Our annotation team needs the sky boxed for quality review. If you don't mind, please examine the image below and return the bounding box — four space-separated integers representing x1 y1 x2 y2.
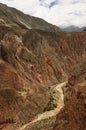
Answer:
0 0 86 28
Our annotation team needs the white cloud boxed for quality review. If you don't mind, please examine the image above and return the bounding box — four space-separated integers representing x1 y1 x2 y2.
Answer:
0 0 86 28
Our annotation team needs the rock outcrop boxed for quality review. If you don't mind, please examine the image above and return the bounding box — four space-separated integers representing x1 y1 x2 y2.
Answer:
0 3 86 130
52 62 86 130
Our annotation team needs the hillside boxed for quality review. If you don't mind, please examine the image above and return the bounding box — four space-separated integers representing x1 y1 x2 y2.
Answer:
51 62 86 130
0 3 61 32
0 3 86 130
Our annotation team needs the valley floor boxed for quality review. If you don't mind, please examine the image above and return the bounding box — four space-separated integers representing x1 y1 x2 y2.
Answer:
18 82 67 130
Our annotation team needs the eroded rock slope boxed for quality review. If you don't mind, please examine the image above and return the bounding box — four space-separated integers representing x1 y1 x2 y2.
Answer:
0 3 86 130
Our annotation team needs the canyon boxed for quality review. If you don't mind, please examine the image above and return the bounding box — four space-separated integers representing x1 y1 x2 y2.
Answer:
0 3 86 130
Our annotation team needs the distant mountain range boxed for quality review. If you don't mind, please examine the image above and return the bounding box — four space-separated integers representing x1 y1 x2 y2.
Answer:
62 25 86 32
83 27 86 31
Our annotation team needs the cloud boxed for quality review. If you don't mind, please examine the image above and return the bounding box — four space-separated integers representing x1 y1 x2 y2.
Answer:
40 0 58 7
0 0 86 28
0 0 41 15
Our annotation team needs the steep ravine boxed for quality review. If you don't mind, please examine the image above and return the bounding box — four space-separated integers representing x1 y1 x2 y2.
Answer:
18 82 67 130
0 3 86 130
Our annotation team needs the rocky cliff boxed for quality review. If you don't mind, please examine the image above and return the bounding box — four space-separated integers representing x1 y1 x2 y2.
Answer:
51 62 86 130
0 3 86 130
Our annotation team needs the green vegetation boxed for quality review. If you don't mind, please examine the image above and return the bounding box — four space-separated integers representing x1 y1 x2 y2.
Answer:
43 95 57 111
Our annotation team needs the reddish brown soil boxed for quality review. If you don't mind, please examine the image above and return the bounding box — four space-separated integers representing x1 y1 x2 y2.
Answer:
52 73 86 130
0 3 86 129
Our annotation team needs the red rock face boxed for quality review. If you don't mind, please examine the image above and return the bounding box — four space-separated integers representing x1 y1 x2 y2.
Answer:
52 62 86 130
52 91 86 130
0 3 86 130
0 28 50 129
0 26 86 129
0 124 15 130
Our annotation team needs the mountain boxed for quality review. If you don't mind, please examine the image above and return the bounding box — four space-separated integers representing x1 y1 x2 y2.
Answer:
83 27 86 31
0 3 86 130
0 3 61 32
62 25 84 32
